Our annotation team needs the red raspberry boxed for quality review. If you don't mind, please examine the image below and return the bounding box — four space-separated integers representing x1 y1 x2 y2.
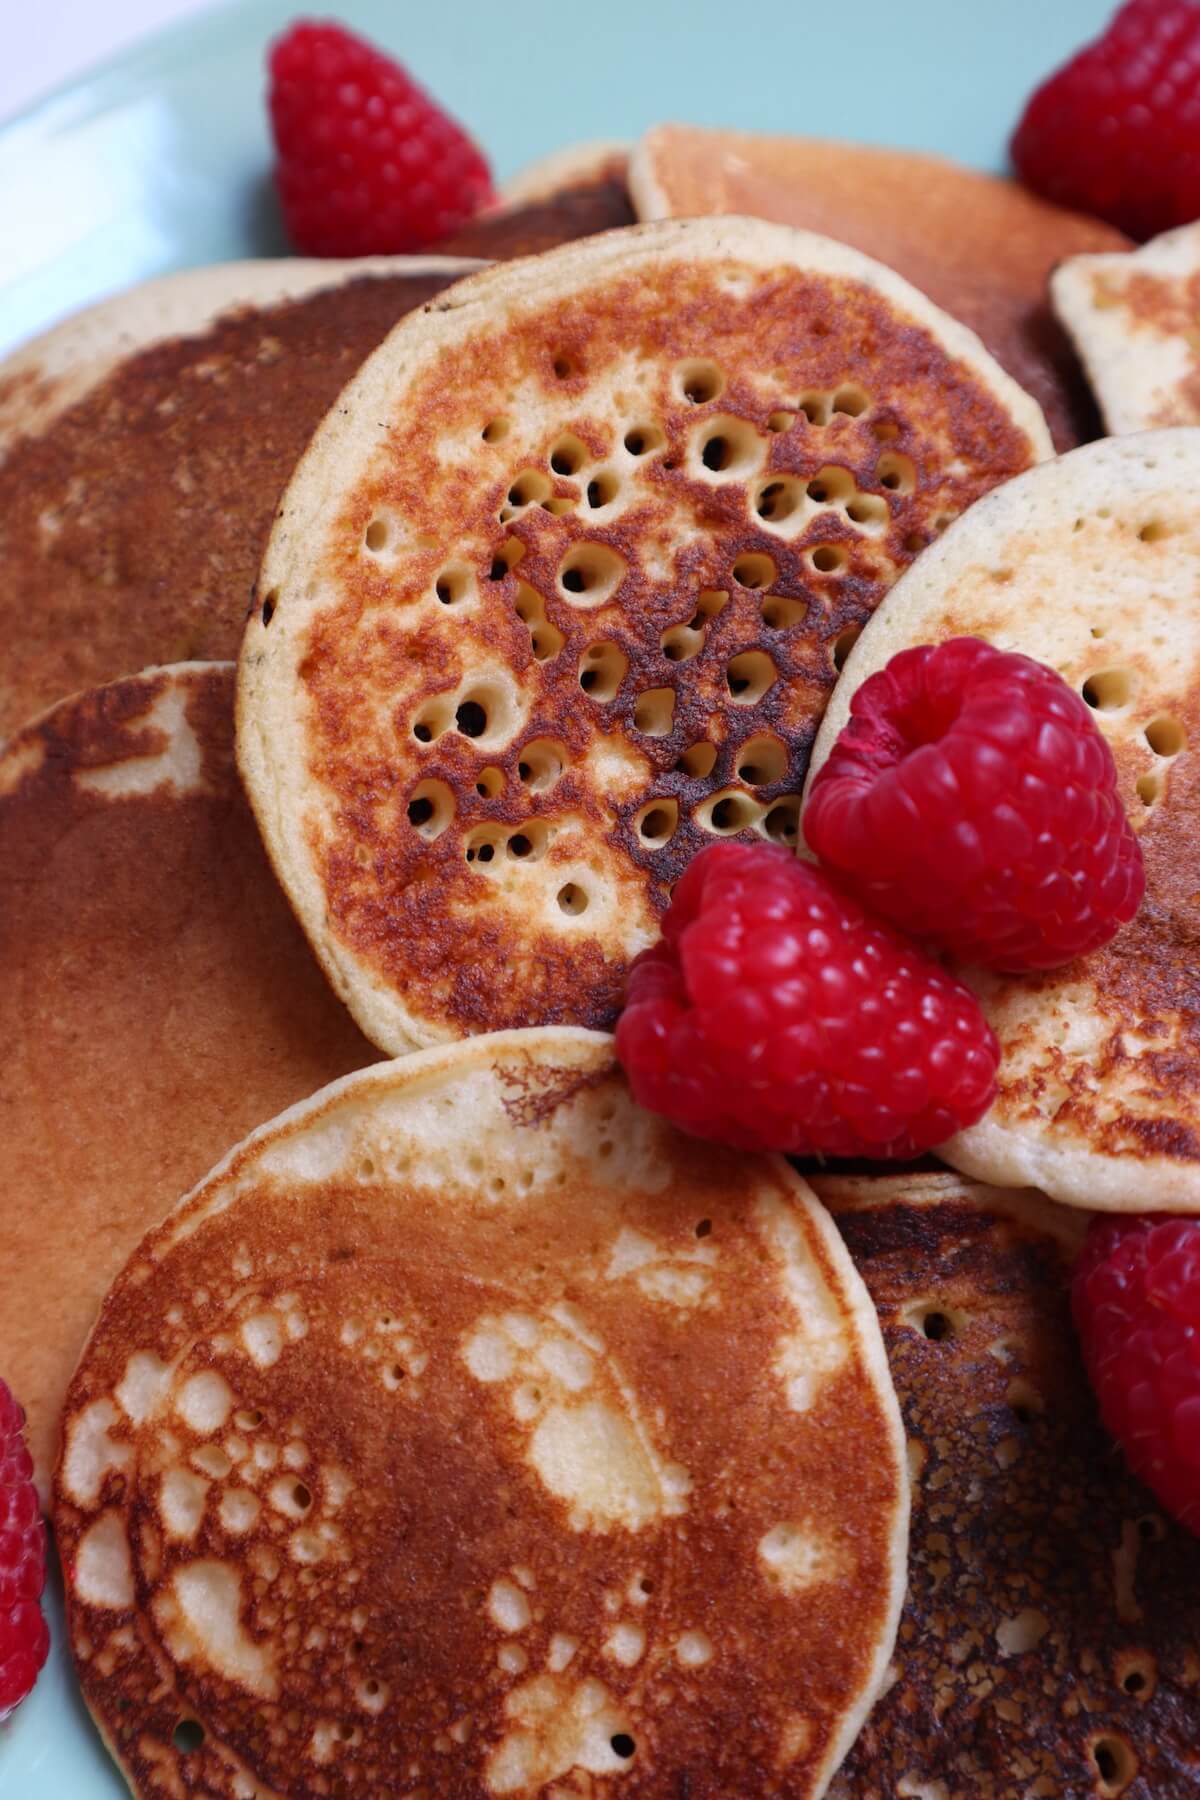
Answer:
1073 1215 1200 1534
615 843 999 1159
1011 0 1200 240
268 20 494 256
804 637 1144 973
0 1380 48 1720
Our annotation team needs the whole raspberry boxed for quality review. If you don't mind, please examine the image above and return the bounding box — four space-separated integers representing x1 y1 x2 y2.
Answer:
1074 1215 1200 1534
804 637 1144 973
0 1380 48 1720
615 842 999 1158
268 20 494 256
1012 0 1200 240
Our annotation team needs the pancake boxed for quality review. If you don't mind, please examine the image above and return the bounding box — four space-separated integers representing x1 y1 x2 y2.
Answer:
0 663 373 1501
53 1029 908 1799
811 1170 1200 1800
237 215 1051 1057
628 124 1131 453
441 160 636 256
1053 222 1200 433
806 431 1200 1214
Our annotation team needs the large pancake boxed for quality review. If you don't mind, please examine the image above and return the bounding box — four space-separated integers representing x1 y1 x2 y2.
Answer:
0 663 373 1501
812 1170 1200 1800
1052 222 1200 433
53 1030 908 1799
807 431 1200 1214
238 215 1051 1058
628 124 1131 453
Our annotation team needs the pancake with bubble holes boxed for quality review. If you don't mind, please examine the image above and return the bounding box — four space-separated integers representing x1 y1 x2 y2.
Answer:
806 430 1200 1215
628 124 1131 454
53 1028 908 1800
0 662 374 1502
1052 221 1200 435
237 214 1052 1058
810 1168 1200 1800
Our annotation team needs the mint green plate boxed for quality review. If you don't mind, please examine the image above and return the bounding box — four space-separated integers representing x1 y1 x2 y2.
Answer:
0 0 1108 1792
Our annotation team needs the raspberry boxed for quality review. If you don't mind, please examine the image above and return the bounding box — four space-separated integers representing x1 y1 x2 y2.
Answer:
1073 1215 1200 1534
804 637 1144 973
0 1380 48 1720
615 842 999 1159
1011 0 1200 240
268 20 494 256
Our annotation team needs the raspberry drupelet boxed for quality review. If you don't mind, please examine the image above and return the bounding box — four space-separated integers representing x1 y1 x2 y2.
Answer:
0 1379 49 1720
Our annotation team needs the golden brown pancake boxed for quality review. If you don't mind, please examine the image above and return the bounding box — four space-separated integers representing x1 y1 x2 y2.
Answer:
238 215 1051 1058
0 663 373 1500
1053 221 1200 433
813 1170 1200 1800
808 431 1200 1214
0 258 484 741
54 1031 908 1799
629 125 1132 452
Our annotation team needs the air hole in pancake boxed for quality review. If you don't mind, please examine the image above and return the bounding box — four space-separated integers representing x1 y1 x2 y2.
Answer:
736 734 788 785
695 1219 712 1237
921 1310 952 1341
542 496 576 517
761 594 808 630
676 360 724 405
698 789 763 835
846 493 890 532
508 470 553 509
833 386 869 416
482 417 511 444
754 477 805 525
413 700 452 744
1006 1379 1044 1424
634 688 676 737
456 701 488 737
552 354 578 379
904 532 926 555
1082 668 1134 712
172 1719 205 1754
557 882 589 916
934 511 956 533
1090 1733 1137 1794
586 470 621 509
292 1482 312 1510
1136 771 1161 808
260 590 278 627
807 466 856 508
406 780 454 842
507 822 551 861
476 767 504 799
517 740 566 792
1116 1651 1156 1699
435 564 475 607
1138 519 1169 543
831 624 862 671
733 553 777 591
489 538 526 581
799 393 831 426
767 410 795 433
679 742 717 779
558 543 626 608
364 518 391 553
235 1409 263 1430
693 589 729 621
811 546 850 577
872 418 901 442
877 451 916 493
465 827 505 867
636 800 679 847
611 1734 636 1761
726 651 776 704
694 416 766 480
1137 1514 1164 1541
662 623 704 663
1145 714 1186 757
760 797 801 845
579 643 627 702
549 435 587 476
623 423 665 457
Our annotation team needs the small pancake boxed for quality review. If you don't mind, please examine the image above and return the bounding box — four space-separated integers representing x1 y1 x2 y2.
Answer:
0 256 484 740
629 124 1131 452
0 664 373 1500
53 1030 908 1800
1053 222 1200 433
238 215 1051 1057
811 1170 1200 1800
807 431 1200 1214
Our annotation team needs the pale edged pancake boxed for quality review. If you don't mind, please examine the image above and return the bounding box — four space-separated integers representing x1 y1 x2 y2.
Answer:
0 256 483 738
238 215 1051 1057
807 432 1200 1213
53 1030 908 1799
812 1170 1200 1800
629 124 1130 452
0 663 373 1500
1053 222 1200 434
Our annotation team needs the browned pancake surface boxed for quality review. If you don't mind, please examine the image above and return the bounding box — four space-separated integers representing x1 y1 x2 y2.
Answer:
816 1174 1200 1800
0 664 373 1496
445 168 636 258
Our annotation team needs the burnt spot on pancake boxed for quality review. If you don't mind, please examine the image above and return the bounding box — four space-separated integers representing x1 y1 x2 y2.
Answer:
818 1177 1200 1800
283 246 1041 1047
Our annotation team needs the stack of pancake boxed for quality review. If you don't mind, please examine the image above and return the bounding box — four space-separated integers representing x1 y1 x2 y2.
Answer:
4 126 1199 1799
